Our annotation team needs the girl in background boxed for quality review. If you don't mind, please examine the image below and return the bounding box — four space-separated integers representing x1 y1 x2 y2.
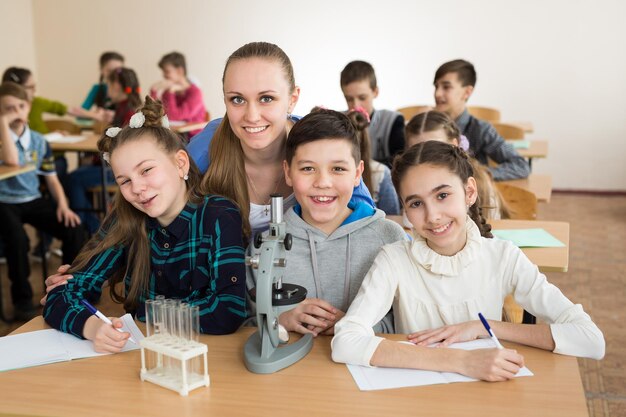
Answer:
405 110 510 220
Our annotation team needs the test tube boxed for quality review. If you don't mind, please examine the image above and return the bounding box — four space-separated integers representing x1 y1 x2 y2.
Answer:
189 305 201 375
145 299 155 337
178 303 190 343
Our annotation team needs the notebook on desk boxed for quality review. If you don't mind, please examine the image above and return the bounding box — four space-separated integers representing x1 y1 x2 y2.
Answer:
0 314 144 372
43 132 87 144
492 228 565 248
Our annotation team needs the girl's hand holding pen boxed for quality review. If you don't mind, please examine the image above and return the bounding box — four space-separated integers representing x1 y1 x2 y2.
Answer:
461 348 525 382
83 315 130 354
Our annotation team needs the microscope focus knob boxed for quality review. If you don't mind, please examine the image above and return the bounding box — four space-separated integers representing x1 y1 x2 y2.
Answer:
254 233 263 249
284 233 292 251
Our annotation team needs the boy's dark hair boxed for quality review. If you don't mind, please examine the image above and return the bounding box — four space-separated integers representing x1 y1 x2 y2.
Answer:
2 67 32 85
0 82 29 101
340 60 377 90
434 59 477 87
158 52 187 75
99 51 125 69
286 109 361 165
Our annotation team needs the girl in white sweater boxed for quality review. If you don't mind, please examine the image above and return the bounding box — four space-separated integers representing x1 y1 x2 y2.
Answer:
331 141 604 382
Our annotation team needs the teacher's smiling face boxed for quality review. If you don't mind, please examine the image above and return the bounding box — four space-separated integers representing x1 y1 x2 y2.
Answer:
223 57 299 153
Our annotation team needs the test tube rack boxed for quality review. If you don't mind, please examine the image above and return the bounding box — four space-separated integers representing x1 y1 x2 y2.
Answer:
140 335 210 396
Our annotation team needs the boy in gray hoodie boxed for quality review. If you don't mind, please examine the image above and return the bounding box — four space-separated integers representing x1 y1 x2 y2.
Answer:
247 109 407 336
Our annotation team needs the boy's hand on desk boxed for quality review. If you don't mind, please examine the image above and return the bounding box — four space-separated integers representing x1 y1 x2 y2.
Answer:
279 298 338 337
460 348 524 382
407 320 485 347
56 205 81 227
312 309 346 336
40 264 73 305
84 316 130 353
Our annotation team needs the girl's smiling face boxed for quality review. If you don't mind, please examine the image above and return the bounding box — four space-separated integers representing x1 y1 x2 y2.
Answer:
223 58 299 154
400 163 477 256
111 135 190 226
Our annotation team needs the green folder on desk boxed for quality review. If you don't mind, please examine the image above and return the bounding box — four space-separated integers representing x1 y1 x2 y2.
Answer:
492 228 565 248
506 140 530 149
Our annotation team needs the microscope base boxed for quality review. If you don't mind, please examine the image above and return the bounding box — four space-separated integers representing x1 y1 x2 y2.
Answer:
244 331 313 374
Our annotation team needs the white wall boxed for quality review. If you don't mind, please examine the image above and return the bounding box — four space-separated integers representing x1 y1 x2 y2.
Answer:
0 0 37 77
10 0 626 190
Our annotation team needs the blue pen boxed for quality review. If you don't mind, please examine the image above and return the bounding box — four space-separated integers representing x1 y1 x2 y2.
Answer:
81 299 136 344
478 312 504 349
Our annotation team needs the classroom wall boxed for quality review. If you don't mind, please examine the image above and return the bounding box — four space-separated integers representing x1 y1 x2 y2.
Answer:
0 0 37 77
10 0 626 190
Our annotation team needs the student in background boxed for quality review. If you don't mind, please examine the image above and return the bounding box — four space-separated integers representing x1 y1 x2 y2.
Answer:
43 97 246 352
332 140 604 381
188 42 374 242
405 110 510 220
67 67 142 233
72 52 124 121
340 60 404 167
2 67 67 135
248 109 406 336
150 52 206 137
433 59 529 181
347 107 400 215
0 82 85 321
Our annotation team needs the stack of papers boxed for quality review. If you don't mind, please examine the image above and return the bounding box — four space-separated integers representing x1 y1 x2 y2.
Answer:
347 339 533 391
492 228 565 247
0 314 144 372
43 132 86 144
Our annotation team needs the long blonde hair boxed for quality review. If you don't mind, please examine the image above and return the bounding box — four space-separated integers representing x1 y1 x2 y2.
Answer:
69 96 203 311
200 42 296 241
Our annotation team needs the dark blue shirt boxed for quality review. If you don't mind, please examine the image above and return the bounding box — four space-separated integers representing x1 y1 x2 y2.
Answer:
44 195 247 338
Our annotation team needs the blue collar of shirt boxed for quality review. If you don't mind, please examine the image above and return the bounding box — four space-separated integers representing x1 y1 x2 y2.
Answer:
293 199 375 227
455 108 471 132
146 200 198 239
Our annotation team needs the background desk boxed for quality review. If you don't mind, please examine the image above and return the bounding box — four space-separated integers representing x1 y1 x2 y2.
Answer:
500 174 553 203
490 219 570 272
1 318 588 417
0 164 35 180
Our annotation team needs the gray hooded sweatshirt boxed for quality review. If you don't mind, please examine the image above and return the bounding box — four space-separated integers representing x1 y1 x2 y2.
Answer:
247 203 407 332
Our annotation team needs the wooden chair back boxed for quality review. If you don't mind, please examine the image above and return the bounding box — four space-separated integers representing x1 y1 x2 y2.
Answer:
495 183 537 220
468 106 501 123
493 122 525 140
44 120 81 135
396 105 431 122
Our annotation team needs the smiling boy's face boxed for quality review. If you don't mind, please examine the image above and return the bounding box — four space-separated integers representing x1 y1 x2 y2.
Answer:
285 138 363 235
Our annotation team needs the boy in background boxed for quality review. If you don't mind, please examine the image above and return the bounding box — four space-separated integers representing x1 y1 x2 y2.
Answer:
0 82 85 320
433 59 529 181
340 61 404 167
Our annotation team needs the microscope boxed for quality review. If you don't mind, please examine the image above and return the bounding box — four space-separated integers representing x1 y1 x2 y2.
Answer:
244 195 313 374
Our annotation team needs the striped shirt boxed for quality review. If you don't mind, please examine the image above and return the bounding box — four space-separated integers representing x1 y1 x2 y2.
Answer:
456 109 530 181
44 195 246 338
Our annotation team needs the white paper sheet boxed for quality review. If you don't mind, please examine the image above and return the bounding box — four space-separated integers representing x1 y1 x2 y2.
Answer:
0 314 144 372
43 133 86 143
347 338 533 391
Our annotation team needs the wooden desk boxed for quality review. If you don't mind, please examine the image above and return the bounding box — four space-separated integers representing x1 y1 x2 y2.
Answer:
0 164 35 180
171 121 209 134
386 216 569 273
490 219 570 272
508 139 548 159
1 318 587 417
50 133 109 210
500 174 552 203
49 133 99 153
505 120 534 133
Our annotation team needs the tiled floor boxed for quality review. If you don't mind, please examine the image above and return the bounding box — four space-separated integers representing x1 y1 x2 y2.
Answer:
1 193 625 416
